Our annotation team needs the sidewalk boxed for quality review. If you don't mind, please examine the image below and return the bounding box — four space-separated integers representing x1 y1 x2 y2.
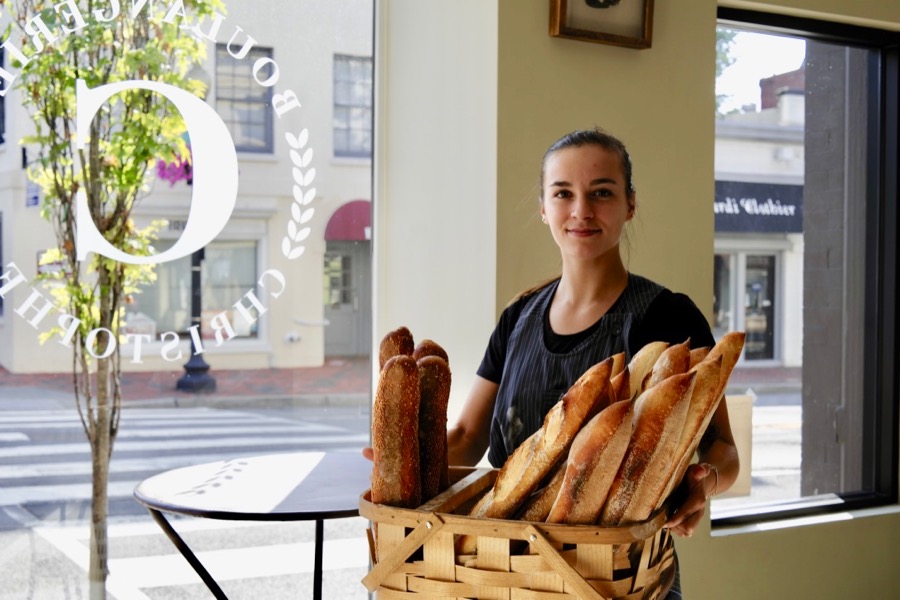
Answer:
0 356 796 404
0 356 372 406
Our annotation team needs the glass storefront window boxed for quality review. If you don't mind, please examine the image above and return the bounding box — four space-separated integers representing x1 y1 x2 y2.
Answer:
712 12 896 524
0 2 374 597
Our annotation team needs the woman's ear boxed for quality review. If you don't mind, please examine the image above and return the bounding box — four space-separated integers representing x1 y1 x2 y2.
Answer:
626 196 636 221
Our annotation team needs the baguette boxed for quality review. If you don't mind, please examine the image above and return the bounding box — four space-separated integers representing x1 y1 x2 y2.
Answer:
370 355 421 507
413 338 449 364
643 339 691 392
600 370 696 525
616 341 669 401
457 356 614 552
517 460 567 522
660 331 747 500
655 355 723 506
417 355 451 501
546 399 634 524
689 346 711 369
378 326 415 370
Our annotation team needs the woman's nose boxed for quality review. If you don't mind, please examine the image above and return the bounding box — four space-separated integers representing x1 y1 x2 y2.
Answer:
571 194 592 218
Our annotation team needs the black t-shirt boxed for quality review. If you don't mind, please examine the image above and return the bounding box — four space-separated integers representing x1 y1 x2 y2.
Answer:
477 284 715 385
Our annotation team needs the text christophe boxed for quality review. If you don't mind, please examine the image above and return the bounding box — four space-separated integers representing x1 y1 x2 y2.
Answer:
0 262 287 364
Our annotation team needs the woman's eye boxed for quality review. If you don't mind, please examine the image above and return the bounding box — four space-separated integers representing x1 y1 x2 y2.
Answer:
592 188 613 198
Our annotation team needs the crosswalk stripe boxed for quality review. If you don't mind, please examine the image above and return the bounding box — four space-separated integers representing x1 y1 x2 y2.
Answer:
0 432 370 459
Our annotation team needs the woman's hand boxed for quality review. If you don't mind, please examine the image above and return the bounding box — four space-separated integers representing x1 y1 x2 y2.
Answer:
664 462 718 537
362 447 374 461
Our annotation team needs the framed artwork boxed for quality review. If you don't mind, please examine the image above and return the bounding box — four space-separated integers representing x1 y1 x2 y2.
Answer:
549 0 655 49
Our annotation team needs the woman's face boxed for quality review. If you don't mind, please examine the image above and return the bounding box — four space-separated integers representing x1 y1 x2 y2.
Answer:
540 144 635 263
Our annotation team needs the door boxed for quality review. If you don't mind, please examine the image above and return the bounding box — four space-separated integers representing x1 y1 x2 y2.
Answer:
323 240 371 356
744 254 776 360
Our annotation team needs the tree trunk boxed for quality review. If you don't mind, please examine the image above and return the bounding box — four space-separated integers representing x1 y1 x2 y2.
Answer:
89 353 112 600
88 272 115 599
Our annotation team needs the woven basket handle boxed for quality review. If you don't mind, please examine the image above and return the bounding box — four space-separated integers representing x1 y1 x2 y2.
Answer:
362 513 445 592
523 524 609 600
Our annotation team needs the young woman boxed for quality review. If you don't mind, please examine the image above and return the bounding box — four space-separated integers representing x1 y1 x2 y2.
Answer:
446 127 739 598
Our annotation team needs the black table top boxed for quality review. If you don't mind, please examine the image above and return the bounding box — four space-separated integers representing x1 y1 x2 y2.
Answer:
134 451 372 521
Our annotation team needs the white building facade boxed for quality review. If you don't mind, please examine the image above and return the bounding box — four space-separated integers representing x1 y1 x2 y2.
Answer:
0 1 374 374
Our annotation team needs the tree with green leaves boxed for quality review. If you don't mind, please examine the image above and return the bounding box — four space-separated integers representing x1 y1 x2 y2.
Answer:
5 1 224 596
716 27 739 114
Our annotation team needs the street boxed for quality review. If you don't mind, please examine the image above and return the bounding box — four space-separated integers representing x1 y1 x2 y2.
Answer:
0 396 373 600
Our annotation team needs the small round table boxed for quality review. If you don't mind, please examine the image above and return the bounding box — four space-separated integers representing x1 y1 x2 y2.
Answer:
133 451 372 600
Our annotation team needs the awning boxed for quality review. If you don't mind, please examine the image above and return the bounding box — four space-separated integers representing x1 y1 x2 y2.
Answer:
324 199 372 241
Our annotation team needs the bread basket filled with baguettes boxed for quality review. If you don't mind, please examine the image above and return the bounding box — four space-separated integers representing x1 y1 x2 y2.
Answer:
361 326 745 600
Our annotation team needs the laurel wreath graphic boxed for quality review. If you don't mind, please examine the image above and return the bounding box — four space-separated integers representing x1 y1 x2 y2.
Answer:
282 129 316 260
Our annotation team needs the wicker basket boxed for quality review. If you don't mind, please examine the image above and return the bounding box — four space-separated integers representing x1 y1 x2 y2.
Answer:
360 467 675 600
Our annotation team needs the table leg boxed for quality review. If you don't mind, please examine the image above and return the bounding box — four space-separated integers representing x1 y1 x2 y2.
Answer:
313 518 324 600
146 508 229 600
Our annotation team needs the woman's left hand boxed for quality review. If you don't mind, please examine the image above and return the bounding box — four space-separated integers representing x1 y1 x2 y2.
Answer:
664 462 718 537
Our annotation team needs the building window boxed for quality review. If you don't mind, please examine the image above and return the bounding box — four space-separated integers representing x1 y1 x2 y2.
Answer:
0 47 5 145
333 54 372 158
215 44 274 153
712 10 899 525
125 240 260 339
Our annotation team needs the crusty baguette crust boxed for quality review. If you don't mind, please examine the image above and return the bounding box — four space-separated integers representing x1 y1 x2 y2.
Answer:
655 356 723 506
371 355 421 507
547 399 634 524
378 326 415 371
689 346 711 369
412 338 449 364
625 341 669 399
643 339 691 392
517 460 567 522
600 371 696 525
457 357 614 553
417 355 451 501
659 332 747 501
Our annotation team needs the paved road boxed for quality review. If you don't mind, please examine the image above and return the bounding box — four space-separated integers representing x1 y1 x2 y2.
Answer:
0 400 373 600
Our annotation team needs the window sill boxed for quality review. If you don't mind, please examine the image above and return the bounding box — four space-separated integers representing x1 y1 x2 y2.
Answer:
711 503 900 537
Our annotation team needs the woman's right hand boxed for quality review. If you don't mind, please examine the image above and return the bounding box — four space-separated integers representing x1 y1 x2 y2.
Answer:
362 447 374 461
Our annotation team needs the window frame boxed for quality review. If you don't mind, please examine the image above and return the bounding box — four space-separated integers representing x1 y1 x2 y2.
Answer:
214 44 275 154
713 7 900 527
333 53 373 159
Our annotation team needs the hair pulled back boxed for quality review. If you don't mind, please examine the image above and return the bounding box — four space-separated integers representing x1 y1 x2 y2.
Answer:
539 128 636 198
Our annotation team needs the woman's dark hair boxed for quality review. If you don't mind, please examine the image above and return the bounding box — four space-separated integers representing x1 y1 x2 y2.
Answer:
539 128 636 197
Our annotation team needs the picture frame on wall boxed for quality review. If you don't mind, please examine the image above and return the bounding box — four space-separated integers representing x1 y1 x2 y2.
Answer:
549 0 654 49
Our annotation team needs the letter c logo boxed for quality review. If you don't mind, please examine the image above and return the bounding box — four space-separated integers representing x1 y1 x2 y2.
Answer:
74 79 239 264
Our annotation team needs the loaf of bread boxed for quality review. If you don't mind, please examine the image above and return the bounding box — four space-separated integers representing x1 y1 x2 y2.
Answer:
457 356 615 552
643 339 691 392
689 346 711 369
546 399 634 525
370 354 421 508
413 338 449 364
417 355 451 500
378 326 415 370
612 340 669 401
517 460 567 522
655 355 723 506
659 331 746 502
600 370 696 525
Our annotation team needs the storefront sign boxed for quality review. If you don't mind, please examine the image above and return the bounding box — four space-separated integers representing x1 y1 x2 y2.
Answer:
714 181 803 233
